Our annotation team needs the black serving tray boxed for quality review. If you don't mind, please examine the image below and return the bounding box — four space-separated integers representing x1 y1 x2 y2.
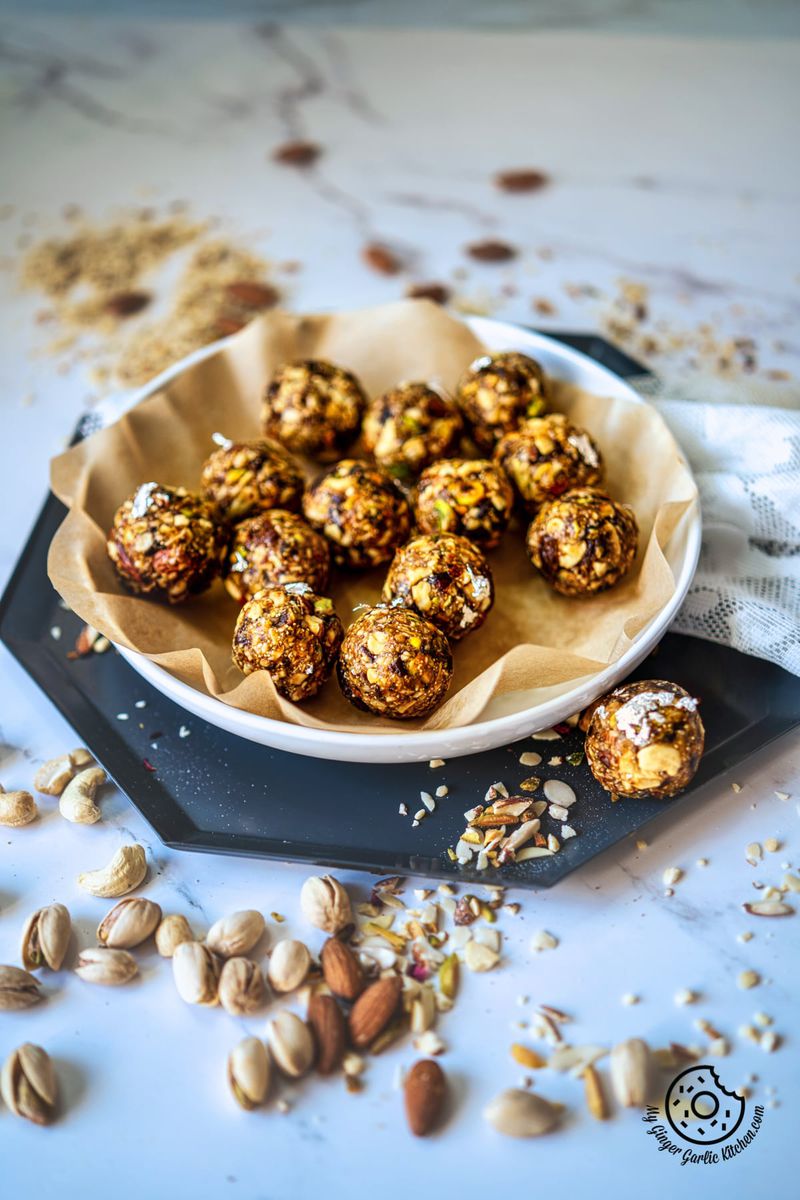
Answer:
3 333 799 888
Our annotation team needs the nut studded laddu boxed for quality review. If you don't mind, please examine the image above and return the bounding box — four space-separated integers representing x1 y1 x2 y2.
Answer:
337 606 453 719
303 459 412 569
362 380 463 480
495 412 603 513
456 350 548 451
201 438 304 521
262 359 367 462
414 458 513 550
526 486 638 596
585 679 705 799
107 482 226 604
224 509 330 604
232 584 343 703
382 533 494 641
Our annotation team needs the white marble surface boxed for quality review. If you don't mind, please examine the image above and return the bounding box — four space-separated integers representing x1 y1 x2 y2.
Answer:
1 17 799 1199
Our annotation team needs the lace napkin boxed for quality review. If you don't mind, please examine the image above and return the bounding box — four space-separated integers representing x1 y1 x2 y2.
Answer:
635 377 800 676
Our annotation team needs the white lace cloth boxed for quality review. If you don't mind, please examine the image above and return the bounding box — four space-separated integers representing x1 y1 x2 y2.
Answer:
636 379 800 677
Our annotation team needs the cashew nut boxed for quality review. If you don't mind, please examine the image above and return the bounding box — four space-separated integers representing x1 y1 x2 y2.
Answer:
33 748 94 796
59 767 107 825
77 844 147 898
0 786 38 828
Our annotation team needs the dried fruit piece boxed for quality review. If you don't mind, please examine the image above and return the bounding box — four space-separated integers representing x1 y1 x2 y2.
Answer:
404 1059 447 1136
307 994 346 1075
349 976 402 1048
483 1088 560 1137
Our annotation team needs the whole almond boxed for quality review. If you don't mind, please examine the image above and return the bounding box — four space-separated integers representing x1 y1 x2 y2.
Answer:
320 937 363 1001
307 994 346 1075
348 975 402 1048
404 1059 447 1136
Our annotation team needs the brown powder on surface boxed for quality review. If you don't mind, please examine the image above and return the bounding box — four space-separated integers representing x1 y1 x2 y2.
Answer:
19 209 279 388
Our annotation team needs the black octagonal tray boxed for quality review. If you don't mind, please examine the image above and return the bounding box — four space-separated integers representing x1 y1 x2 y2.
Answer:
3 333 799 887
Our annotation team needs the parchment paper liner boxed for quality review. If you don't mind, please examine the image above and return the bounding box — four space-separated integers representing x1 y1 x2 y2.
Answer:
49 301 697 733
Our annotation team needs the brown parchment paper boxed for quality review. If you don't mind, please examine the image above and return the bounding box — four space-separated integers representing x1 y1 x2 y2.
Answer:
48 300 698 733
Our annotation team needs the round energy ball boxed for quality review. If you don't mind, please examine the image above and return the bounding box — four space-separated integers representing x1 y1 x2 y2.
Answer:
495 413 603 513
107 481 226 604
262 359 367 461
414 458 513 550
224 510 331 604
201 438 304 521
585 679 705 799
456 351 548 451
337 606 453 719
302 459 412 569
362 381 463 481
232 584 343 702
382 533 494 641
526 487 638 596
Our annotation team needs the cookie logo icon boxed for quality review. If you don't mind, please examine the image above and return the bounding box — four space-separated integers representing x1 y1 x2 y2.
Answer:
665 1065 746 1146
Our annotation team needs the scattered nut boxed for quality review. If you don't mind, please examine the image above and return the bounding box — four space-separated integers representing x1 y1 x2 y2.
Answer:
1 1043 57 1125
0 964 44 1011
737 969 761 990
530 930 558 952
206 910 265 958
307 993 346 1075
610 1038 652 1107
59 766 106 824
267 939 311 993
75 947 138 986
483 1088 560 1137
34 749 91 795
155 914 194 957
583 1064 609 1120
404 1059 447 1136
320 937 364 1000
20 903 71 971
0 787 38 827
218 957 266 1016
172 941 221 1006
267 1010 315 1078
97 897 162 949
464 941 499 972
228 1036 271 1109
77 843 147 897
349 976 402 1048
300 875 352 934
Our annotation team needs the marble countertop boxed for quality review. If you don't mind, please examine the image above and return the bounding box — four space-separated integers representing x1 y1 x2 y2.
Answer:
1 16 798 1199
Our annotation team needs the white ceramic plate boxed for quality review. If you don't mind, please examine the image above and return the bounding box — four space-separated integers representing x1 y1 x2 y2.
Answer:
114 317 700 762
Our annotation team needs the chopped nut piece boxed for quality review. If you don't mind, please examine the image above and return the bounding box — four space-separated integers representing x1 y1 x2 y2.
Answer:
731 782 742 793
429 758 445 769
530 930 558 953
510 1044 546 1069
763 837 781 853
760 1031 780 1053
745 842 763 865
621 993 639 1006
708 1037 730 1057
519 751 542 767
464 941 499 972
662 866 683 887
738 969 761 990
542 780 576 808
435 785 448 798
583 1065 609 1120
674 988 697 1006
